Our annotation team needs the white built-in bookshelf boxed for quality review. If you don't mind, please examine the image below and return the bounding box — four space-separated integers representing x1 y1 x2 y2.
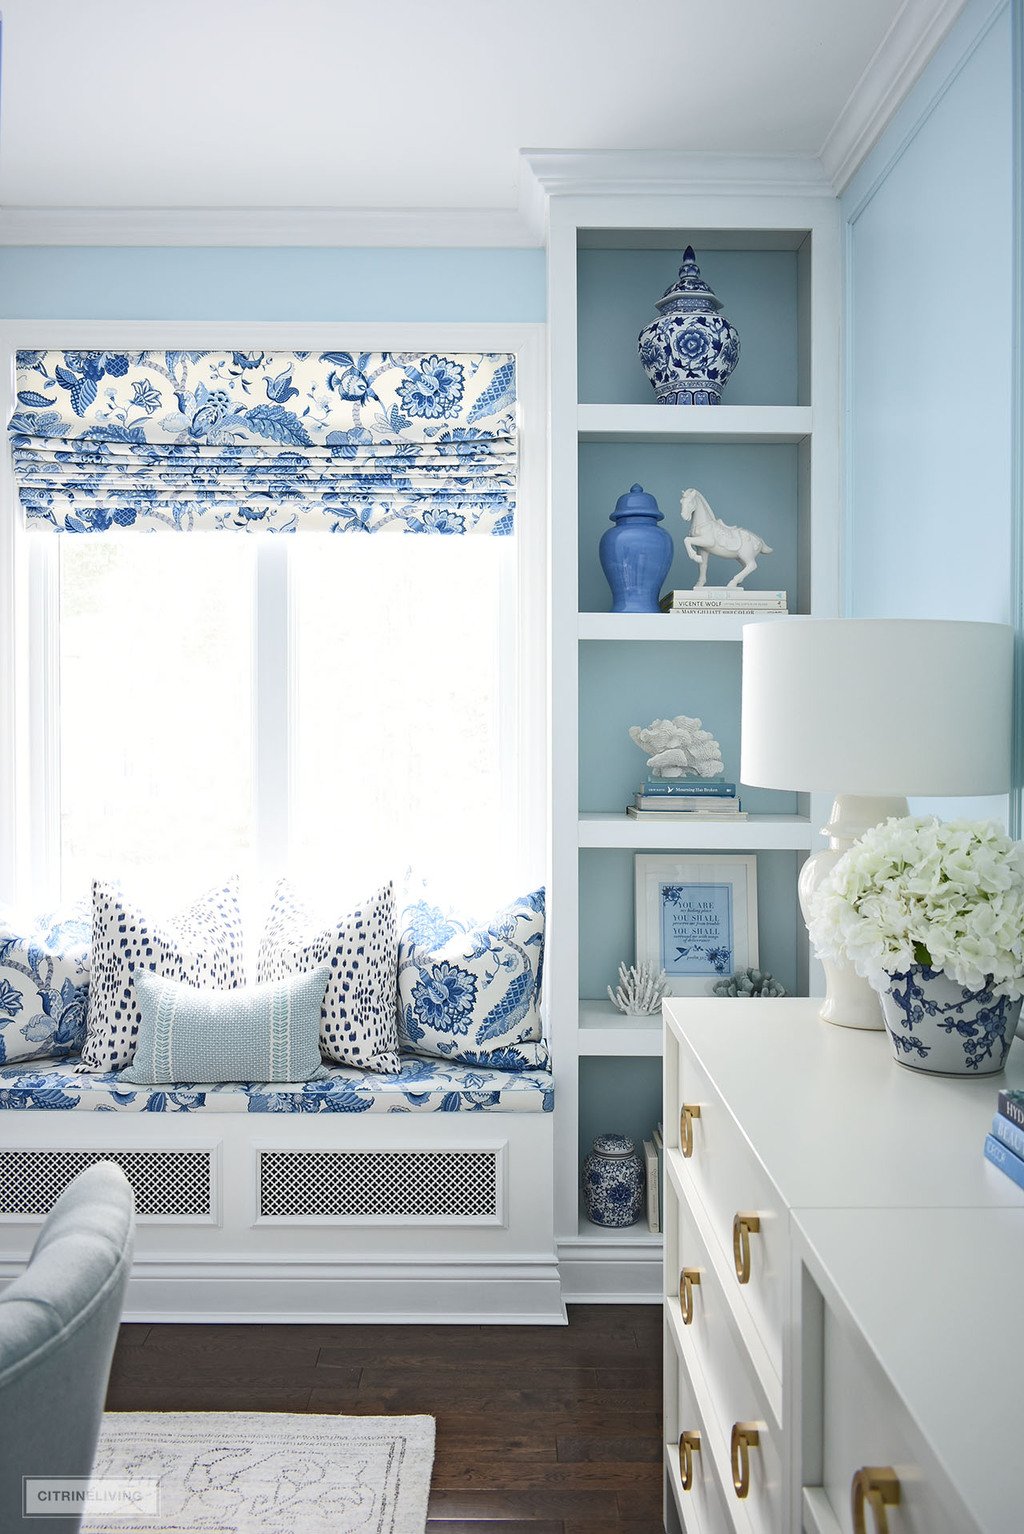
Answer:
533 156 842 1301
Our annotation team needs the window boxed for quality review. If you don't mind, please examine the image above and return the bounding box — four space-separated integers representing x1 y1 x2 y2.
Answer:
2 326 544 916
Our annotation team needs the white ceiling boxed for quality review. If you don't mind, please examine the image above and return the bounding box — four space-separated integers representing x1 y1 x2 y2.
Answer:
0 0 961 219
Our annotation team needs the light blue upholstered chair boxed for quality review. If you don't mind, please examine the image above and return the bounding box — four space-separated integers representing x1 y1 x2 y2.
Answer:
0 1162 135 1533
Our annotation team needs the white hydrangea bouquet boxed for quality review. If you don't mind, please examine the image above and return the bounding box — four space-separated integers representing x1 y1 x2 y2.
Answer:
808 816 1024 999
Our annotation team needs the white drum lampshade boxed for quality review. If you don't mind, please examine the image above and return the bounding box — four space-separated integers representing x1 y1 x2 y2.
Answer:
740 619 1014 1029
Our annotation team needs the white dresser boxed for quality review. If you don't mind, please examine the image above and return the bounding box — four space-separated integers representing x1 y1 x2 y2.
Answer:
662 997 1024 1534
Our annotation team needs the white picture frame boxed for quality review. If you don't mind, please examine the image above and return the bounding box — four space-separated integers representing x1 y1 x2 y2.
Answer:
634 854 759 996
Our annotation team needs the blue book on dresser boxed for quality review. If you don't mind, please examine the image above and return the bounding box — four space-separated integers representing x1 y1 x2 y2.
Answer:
991 1111 1024 1162
983 1132 1024 1193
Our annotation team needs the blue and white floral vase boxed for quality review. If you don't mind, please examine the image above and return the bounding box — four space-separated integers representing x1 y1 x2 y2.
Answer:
638 246 740 405
598 483 674 613
582 1134 645 1227
879 966 1023 1076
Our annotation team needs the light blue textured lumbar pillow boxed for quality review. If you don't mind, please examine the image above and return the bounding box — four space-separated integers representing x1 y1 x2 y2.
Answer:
120 967 331 1085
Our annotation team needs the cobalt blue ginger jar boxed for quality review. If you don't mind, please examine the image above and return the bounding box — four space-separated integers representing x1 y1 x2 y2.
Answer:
637 246 740 405
598 483 674 613
582 1133 645 1228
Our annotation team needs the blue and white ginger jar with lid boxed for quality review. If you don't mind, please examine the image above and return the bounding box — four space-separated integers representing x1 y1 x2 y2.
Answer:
582 1133 645 1227
638 246 740 405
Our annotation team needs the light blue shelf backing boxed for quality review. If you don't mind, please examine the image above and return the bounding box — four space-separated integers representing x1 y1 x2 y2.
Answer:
578 1056 664 1167
578 847 802 1001
577 246 801 407
578 441 802 613
578 640 798 816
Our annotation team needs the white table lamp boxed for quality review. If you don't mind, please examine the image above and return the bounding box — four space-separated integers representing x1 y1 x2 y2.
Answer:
740 619 1014 1028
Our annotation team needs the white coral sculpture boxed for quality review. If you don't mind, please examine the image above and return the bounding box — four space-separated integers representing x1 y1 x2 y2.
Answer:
628 715 725 778
607 961 669 1016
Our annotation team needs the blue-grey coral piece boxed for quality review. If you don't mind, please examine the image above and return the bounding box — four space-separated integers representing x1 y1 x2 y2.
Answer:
712 967 787 998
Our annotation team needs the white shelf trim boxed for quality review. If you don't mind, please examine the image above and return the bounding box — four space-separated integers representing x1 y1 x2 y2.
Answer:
578 999 662 1057
578 813 817 850
578 402 812 443
578 612 790 642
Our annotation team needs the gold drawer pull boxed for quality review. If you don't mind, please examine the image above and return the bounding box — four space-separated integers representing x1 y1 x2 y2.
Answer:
730 1421 761 1499
852 1467 901 1534
678 1430 701 1491
678 1267 701 1324
732 1212 761 1284
680 1102 702 1157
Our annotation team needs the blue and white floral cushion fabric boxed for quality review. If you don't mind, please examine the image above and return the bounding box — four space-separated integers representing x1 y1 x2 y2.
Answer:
258 879 400 1075
397 889 548 1071
0 1055 554 1114
79 877 245 1074
0 903 91 1065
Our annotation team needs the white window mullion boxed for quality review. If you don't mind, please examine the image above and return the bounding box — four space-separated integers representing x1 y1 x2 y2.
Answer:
253 538 293 884
26 537 61 907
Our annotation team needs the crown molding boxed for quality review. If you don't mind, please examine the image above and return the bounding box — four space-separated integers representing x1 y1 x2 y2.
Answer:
521 149 833 226
820 0 970 192
0 203 541 248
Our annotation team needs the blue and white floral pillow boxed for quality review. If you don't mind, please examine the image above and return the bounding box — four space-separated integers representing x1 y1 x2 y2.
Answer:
0 903 91 1065
397 889 548 1072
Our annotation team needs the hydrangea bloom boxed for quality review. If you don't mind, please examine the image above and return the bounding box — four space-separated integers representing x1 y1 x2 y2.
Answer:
807 816 1024 998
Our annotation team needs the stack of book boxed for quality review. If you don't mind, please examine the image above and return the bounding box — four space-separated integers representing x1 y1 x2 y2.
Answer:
982 1089 1024 1191
643 1123 665 1234
627 779 747 820
660 588 788 616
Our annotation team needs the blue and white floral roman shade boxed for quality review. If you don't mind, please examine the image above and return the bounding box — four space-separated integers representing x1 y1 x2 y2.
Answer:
7 349 517 535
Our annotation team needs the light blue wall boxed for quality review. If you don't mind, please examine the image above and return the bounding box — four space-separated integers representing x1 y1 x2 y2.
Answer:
842 0 1018 827
842 0 1014 624
0 247 546 322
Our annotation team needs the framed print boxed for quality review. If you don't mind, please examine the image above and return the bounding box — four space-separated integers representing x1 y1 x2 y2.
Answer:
634 854 758 995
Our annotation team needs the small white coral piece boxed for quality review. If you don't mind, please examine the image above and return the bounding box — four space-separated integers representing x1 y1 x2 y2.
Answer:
607 961 669 1016
629 715 725 778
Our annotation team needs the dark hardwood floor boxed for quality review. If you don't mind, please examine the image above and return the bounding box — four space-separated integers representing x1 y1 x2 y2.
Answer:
106 1303 664 1532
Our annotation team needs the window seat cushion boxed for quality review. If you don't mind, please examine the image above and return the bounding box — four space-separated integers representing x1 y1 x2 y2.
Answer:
0 1053 554 1115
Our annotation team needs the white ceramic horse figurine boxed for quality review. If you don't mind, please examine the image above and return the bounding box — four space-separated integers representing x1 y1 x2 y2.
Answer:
680 487 773 588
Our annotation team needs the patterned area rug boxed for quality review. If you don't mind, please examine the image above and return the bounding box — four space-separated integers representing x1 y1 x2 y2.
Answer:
81 1411 435 1533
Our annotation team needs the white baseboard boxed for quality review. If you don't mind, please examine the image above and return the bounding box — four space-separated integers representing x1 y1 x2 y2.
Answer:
120 1255 566 1324
558 1239 663 1304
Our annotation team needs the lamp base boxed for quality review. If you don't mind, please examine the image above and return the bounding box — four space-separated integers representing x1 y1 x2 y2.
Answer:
799 794 909 1031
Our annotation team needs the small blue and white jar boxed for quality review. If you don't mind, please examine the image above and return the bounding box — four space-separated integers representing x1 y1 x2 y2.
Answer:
582 1134 645 1227
638 246 740 405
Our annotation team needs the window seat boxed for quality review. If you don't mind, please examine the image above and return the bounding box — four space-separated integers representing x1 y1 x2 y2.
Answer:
0 1052 561 1322
0 1054 554 1115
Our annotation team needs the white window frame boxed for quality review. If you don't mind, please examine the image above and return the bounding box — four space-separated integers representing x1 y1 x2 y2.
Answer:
0 321 546 906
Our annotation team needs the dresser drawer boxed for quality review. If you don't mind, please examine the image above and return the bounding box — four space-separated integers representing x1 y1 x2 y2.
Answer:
670 1184 782 1437
807 1302 966 1534
667 1335 736 1534
673 1036 788 1380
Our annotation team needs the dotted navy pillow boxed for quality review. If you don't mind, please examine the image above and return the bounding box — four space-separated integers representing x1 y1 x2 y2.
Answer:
78 877 245 1074
257 879 399 1075
0 900 91 1065
397 888 549 1071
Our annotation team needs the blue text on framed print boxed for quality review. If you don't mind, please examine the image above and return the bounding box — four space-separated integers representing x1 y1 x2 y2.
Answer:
661 883 734 979
635 854 758 996
7 350 516 536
